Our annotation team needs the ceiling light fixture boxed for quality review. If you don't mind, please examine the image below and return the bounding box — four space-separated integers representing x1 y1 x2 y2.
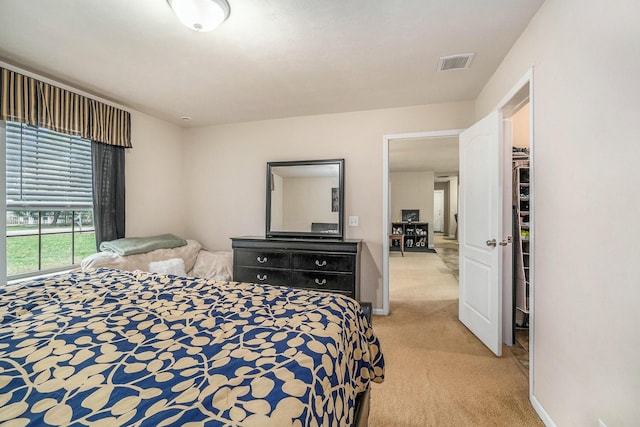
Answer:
167 0 230 32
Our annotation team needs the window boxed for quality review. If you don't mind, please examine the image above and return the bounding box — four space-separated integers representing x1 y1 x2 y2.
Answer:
5 121 96 279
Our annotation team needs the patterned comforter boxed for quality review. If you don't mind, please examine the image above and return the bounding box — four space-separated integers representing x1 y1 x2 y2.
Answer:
0 268 384 426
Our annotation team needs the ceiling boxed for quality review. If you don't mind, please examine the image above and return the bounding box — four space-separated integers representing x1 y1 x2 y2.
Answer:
0 0 543 128
389 137 459 176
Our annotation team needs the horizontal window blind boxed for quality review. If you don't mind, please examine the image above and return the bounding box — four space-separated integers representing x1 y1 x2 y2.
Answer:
6 121 93 209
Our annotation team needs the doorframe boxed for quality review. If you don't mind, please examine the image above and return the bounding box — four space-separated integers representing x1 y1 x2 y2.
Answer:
493 67 536 403
379 128 465 316
433 189 445 233
498 76 531 347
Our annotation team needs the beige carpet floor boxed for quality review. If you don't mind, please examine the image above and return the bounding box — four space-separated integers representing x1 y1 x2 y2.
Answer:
368 250 542 427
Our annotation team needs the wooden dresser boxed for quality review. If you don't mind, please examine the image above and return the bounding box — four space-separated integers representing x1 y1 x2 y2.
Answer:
231 237 361 300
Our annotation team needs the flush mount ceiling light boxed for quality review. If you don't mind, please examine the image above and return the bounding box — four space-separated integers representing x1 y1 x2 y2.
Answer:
167 0 230 32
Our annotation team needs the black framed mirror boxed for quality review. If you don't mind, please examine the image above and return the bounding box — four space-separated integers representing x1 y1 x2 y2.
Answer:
266 159 344 239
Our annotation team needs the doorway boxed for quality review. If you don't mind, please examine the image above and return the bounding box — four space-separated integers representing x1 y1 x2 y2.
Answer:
433 190 445 233
505 97 532 375
381 129 464 315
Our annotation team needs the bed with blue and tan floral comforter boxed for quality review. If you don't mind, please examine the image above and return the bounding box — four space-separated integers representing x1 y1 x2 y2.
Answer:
0 268 384 426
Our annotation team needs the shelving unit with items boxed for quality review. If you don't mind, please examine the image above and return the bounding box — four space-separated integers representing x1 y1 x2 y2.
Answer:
390 222 429 252
514 164 530 327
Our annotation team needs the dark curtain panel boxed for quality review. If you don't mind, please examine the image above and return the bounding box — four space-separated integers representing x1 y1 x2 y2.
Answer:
92 141 125 250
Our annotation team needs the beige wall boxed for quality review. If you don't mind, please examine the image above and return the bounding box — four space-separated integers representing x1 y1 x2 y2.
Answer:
282 176 339 231
126 111 185 238
182 101 474 306
390 171 435 248
511 102 530 148
477 0 640 424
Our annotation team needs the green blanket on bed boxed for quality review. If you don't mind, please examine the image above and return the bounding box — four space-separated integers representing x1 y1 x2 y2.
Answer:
99 233 187 256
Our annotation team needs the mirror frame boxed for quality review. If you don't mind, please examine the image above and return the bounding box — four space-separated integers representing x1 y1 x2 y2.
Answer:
266 158 345 239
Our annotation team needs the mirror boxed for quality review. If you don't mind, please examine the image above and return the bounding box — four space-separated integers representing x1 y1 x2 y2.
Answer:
266 159 344 239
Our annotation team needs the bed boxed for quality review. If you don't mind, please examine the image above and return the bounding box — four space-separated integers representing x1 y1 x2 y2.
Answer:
80 238 234 281
0 268 384 426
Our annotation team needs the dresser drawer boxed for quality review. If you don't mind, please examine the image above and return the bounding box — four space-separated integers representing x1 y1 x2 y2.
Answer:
234 267 290 287
292 253 354 272
235 250 289 269
232 237 361 300
291 271 353 293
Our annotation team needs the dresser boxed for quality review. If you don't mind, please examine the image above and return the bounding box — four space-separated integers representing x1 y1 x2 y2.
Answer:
231 237 361 300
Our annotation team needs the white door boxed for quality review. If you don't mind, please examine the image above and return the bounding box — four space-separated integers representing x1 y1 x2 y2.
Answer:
433 190 444 232
459 110 503 356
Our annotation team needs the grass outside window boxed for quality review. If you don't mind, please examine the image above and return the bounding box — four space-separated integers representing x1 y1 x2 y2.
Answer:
6 210 96 278
7 232 96 277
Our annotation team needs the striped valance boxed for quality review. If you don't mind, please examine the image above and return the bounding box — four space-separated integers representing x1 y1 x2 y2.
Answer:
90 100 131 149
0 67 131 148
39 81 90 138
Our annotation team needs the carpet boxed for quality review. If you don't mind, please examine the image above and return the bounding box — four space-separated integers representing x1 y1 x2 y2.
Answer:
369 252 542 427
434 241 459 281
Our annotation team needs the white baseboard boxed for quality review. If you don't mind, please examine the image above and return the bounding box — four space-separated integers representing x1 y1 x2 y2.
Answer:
531 394 556 426
372 309 387 316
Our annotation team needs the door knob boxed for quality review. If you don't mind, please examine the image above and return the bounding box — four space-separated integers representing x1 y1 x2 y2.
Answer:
486 239 497 247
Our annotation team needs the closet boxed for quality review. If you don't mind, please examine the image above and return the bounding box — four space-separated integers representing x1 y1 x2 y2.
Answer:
509 99 531 371
513 148 530 328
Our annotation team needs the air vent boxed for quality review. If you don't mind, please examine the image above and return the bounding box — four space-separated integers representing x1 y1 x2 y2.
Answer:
437 53 475 71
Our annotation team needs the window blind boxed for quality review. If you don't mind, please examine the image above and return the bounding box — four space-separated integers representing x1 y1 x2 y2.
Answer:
6 121 93 209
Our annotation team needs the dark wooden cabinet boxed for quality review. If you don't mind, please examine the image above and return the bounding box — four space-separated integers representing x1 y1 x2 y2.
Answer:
390 221 429 252
231 237 361 300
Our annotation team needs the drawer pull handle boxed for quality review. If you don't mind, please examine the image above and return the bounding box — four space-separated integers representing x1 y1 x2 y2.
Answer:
257 274 267 281
257 256 268 264
315 260 327 267
314 278 327 286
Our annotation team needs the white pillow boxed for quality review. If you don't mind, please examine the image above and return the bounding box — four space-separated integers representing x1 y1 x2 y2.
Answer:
148 258 187 277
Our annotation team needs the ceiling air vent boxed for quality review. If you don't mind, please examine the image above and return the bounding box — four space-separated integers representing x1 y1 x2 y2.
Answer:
437 53 475 72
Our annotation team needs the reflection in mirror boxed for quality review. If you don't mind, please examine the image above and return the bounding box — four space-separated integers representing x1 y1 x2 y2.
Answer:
266 159 344 238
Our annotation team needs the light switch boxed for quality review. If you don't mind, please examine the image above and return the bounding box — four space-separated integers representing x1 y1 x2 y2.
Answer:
348 216 359 227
